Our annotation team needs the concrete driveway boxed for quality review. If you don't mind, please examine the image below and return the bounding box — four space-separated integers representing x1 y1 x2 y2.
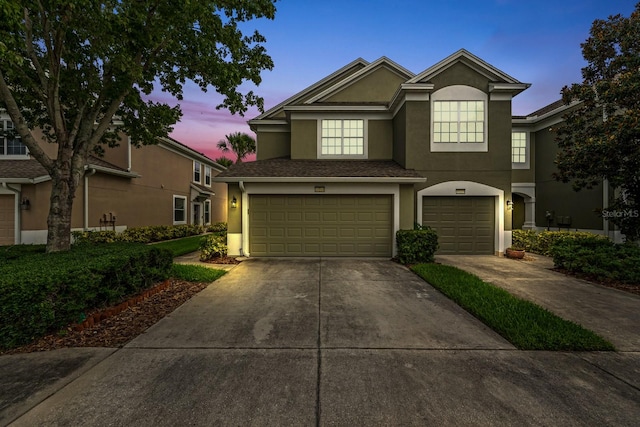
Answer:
4 258 640 426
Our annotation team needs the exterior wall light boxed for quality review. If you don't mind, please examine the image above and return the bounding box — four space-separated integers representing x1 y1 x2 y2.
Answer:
231 196 237 208
506 200 514 210
21 198 30 210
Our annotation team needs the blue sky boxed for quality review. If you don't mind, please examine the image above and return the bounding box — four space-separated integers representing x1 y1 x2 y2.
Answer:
162 0 638 160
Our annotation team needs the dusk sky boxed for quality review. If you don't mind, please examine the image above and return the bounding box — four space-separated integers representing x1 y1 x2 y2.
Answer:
155 0 638 161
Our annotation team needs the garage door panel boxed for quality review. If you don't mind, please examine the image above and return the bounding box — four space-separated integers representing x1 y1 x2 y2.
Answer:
422 196 494 255
250 194 392 256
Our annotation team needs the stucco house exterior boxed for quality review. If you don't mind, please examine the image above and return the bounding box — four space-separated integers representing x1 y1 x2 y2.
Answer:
213 49 613 257
0 118 227 245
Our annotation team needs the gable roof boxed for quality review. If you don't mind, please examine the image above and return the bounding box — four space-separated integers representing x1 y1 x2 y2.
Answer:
213 158 426 183
303 57 415 104
250 58 370 123
408 49 524 85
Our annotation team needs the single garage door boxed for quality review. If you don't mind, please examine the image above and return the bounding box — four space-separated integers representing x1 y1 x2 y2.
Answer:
0 195 15 246
249 194 392 256
422 196 494 254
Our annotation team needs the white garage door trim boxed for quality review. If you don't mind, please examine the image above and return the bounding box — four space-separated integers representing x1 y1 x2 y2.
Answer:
417 181 506 255
232 182 400 257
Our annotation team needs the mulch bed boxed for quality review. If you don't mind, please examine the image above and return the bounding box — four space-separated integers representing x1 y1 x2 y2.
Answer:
552 267 640 297
204 256 241 265
1 279 209 355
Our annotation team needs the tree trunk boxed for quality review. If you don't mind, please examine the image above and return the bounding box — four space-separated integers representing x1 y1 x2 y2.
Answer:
46 168 79 252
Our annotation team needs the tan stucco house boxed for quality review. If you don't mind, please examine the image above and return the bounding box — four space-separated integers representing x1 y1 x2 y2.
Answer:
0 121 227 245
214 49 613 257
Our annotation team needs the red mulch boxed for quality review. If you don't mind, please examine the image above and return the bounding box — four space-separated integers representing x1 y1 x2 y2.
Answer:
1 279 209 355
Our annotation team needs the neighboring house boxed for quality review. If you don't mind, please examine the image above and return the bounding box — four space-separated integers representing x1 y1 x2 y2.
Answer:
0 116 227 245
213 49 614 257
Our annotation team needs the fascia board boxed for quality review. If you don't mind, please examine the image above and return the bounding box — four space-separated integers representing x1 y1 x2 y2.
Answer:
284 105 389 112
86 164 140 178
213 176 426 184
304 57 415 104
251 58 370 121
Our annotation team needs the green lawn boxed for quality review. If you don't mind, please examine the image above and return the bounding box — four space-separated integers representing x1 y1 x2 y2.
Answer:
171 264 226 282
152 235 204 257
411 263 615 351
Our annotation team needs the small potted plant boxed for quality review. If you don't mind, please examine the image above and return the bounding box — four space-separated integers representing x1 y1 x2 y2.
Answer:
505 247 525 259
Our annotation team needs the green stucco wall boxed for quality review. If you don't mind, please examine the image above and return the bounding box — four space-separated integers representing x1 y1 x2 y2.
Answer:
534 126 604 230
368 120 393 159
256 132 291 160
325 67 406 104
227 183 242 233
290 120 317 159
399 184 415 230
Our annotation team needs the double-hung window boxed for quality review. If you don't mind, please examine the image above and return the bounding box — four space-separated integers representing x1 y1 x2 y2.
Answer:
204 200 211 225
320 119 364 157
193 161 201 183
204 166 211 186
1 120 27 157
173 195 187 224
511 131 529 169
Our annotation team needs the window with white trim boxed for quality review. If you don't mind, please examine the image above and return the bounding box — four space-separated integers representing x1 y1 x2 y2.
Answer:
320 119 364 156
433 101 484 143
204 166 211 187
1 120 27 157
173 195 187 224
430 85 488 153
511 131 530 169
193 161 201 183
204 200 211 225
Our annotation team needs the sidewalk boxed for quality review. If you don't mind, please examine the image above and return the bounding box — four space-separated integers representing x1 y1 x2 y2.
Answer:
436 253 640 351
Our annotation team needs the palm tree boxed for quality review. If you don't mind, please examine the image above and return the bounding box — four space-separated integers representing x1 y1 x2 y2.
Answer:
216 132 256 163
214 156 234 168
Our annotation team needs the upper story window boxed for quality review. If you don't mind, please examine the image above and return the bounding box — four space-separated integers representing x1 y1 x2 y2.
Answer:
511 131 530 169
433 101 484 143
430 85 488 153
193 161 201 183
1 120 28 157
320 119 365 158
204 165 211 187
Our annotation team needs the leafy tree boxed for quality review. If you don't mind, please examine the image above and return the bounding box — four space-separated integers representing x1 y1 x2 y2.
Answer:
0 0 276 252
216 131 256 163
555 3 640 241
214 156 234 168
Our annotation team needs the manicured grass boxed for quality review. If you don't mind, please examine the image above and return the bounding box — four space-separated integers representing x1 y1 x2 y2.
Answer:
411 263 615 351
171 264 226 282
152 235 204 257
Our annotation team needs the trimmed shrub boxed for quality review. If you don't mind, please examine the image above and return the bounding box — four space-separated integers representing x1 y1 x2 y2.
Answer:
549 237 640 284
396 228 439 264
206 222 228 236
0 244 173 350
199 234 228 261
511 229 609 256
72 224 205 245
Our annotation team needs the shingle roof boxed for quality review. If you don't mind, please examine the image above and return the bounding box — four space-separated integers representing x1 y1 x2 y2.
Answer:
0 159 48 179
526 99 566 117
216 158 425 181
0 156 130 180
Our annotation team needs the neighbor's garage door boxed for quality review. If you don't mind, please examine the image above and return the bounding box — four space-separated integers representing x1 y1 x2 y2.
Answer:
422 196 494 254
0 195 15 246
249 194 392 256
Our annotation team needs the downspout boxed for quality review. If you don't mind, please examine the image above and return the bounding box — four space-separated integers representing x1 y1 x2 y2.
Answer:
84 169 97 230
239 180 246 257
127 136 132 172
2 182 21 244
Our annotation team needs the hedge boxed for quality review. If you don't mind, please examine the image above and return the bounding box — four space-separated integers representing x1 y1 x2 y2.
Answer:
511 229 609 256
549 237 640 284
71 224 206 245
396 228 439 264
0 243 173 350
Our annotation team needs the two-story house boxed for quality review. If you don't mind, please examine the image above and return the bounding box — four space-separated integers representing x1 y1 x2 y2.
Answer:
214 49 612 257
0 118 228 245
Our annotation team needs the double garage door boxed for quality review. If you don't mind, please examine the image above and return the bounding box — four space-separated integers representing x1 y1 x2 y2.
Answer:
249 194 392 257
0 195 15 246
422 196 495 255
